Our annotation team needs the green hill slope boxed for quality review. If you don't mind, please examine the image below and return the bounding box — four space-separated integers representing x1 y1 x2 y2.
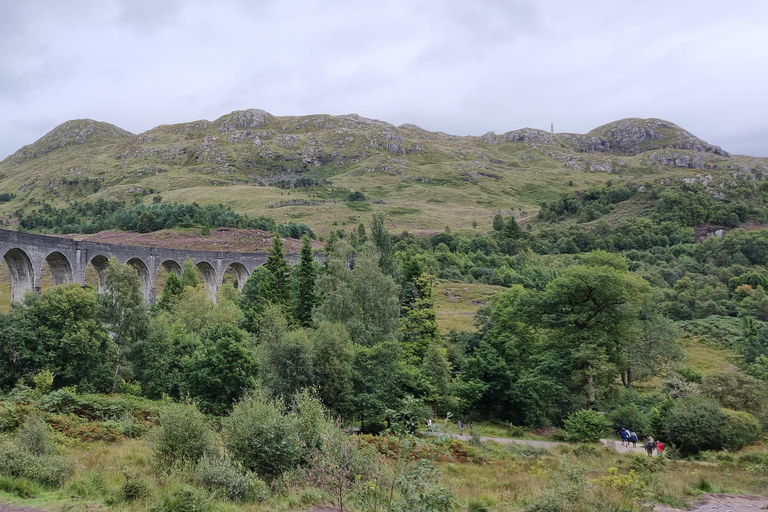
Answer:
2 111 766 233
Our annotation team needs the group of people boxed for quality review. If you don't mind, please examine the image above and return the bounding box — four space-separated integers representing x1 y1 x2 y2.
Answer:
620 428 664 455
457 420 474 436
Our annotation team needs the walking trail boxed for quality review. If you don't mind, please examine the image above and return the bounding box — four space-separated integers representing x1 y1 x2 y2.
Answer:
438 432 652 453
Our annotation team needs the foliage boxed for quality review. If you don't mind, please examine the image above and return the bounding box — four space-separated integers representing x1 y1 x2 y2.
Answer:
194 456 268 503
223 391 303 479
153 401 217 465
181 323 259 414
662 397 726 456
563 410 611 442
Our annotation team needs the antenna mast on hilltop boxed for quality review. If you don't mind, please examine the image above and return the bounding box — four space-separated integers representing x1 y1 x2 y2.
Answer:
551 122 554 134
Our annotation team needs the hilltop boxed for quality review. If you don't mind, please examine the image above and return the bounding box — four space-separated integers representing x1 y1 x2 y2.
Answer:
1 110 766 233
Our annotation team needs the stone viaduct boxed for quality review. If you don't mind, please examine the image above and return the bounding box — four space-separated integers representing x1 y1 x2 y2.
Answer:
0 228 302 304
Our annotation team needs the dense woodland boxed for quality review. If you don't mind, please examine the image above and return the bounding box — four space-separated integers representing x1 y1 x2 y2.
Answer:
2 181 768 510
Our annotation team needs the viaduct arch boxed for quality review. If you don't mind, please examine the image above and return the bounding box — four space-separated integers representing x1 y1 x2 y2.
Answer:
0 229 304 304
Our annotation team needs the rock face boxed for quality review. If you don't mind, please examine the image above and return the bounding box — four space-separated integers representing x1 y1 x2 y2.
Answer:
585 118 730 157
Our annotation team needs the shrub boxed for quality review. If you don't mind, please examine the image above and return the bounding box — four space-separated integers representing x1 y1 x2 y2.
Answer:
606 404 648 436
223 391 303 479
194 456 268 503
120 471 152 501
663 397 725 456
0 402 22 432
721 409 762 450
152 485 210 512
32 370 55 395
0 444 72 487
563 410 611 443
154 402 217 465
16 415 54 456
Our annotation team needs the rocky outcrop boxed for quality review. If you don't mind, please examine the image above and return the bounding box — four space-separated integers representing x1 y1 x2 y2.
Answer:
4 119 134 164
214 109 272 132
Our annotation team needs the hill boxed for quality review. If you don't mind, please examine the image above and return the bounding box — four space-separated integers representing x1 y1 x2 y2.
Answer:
1 111 767 233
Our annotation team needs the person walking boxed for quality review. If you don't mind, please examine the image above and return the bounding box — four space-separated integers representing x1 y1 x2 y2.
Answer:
620 428 630 447
656 441 665 455
645 436 655 456
458 420 464 436
630 431 638 448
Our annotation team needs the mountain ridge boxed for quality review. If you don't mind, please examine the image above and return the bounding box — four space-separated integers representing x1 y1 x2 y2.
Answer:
1 110 765 233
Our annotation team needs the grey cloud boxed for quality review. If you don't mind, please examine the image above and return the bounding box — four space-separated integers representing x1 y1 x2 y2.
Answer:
1 0 767 159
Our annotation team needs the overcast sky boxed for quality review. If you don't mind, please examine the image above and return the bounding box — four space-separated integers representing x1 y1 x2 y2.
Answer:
2 0 767 159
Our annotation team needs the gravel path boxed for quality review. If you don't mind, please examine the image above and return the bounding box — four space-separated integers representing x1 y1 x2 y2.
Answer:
654 493 768 511
439 433 654 454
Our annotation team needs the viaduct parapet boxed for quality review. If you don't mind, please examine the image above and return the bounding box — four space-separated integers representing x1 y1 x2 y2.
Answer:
0 229 302 304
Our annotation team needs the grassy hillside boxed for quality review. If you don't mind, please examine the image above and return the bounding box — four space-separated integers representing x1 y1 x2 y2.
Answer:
2 112 766 234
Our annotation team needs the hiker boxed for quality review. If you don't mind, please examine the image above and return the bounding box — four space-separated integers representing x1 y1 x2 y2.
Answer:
630 431 638 448
645 436 655 456
656 441 665 455
620 428 630 447
458 420 464 436
427 418 432 428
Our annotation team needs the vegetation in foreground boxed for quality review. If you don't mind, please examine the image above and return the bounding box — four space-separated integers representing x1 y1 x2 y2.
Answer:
1 386 767 512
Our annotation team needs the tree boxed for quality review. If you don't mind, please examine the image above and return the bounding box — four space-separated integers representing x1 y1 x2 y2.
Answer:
258 327 315 399
263 236 291 308
171 284 241 335
352 342 415 432
401 273 441 362
521 252 651 409
311 321 354 416
14 285 113 392
100 257 149 391
492 214 505 231
370 211 400 280
315 241 400 346
622 311 683 387
180 258 199 289
131 313 200 399
157 269 183 311
239 266 271 333
182 323 259 414
293 236 318 327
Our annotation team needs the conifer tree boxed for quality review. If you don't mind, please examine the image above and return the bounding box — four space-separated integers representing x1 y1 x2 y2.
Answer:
293 236 318 326
263 235 290 308
157 270 183 311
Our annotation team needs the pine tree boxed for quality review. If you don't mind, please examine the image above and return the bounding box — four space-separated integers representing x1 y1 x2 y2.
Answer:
293 236 318 326
370 212 400 280
263 235 290 308
157 270 183 311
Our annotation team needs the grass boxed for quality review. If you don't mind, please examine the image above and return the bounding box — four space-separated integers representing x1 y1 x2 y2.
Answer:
680 337 740 375
5 112 760 237
433 282 505 334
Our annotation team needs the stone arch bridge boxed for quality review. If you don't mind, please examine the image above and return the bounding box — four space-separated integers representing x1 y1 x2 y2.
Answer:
0 228 303 304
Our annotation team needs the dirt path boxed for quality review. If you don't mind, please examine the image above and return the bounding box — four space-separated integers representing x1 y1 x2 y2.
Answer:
439 433 654 454
654 493 768 511
0 505 50 512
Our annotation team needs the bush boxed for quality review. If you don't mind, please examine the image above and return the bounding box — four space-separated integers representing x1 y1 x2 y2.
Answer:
663 397 725 456
563 410 611 443
194 456 268 503
120 471 152 501
152 485 210 512
721 409 762 450
223 391 303 479
0 443 72 487
606 404 648 436
154 402 217 465
16 415 54 456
